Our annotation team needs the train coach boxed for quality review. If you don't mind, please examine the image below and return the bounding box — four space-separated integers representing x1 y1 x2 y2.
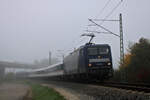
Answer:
63 43 113 81
28 62 63 78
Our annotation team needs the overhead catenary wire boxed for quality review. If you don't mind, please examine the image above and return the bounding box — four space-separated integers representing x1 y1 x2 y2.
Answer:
95 0 111 18
92 0 112 32
80 0 123 48
61 34 81 55
89 19 120 37
62 32 89 54
88 0 123 32
100 0 123 25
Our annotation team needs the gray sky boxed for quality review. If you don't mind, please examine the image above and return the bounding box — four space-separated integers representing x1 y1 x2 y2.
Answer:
0 0 150 68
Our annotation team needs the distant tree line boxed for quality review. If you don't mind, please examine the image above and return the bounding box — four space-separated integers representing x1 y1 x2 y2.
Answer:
112 38 150 83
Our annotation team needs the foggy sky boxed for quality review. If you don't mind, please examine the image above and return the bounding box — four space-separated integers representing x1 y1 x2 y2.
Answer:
0 0 150 68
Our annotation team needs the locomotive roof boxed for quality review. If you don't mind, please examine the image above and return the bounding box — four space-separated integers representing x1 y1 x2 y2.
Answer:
79 43 110 48
67 43 110 55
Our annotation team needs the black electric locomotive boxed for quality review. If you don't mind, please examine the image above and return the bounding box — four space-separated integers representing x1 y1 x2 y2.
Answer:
63 43 113 81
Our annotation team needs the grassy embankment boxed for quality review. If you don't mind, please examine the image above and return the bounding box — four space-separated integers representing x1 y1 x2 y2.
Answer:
26 82 66 100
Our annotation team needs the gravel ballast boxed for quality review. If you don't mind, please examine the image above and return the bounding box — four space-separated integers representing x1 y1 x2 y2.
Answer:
42 81 150 100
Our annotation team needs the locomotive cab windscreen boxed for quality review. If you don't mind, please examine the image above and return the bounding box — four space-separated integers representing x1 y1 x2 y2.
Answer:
87 45 112 68
88 47 109 55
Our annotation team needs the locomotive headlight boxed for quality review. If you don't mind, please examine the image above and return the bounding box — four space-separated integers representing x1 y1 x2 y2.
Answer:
107 62 111 65
88 64 92 67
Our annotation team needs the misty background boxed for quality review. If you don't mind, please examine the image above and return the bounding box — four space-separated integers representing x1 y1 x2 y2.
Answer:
0 0 150 68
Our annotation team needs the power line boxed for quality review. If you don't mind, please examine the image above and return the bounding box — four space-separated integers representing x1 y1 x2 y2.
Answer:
77 36 89 45
89 19 120 37
100 0 123 25
90 0 123 32
95 0 111 18
87 0 123 33
92 0 112 32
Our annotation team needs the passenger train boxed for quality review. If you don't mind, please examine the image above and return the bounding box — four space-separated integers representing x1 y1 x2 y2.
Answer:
28 43 113 81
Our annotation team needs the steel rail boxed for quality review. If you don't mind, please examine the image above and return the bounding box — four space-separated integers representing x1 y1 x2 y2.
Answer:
98 82 150 93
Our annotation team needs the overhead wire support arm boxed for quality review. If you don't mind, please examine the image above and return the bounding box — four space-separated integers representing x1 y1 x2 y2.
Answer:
88 19 120 37
85 30 112 34
92 19 119 22
88 19 119 26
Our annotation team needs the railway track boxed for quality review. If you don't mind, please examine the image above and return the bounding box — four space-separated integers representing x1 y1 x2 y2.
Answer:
28 79 150 100
99 82 150 93
53 80 150 93
29 79 150 93
35 80 150 100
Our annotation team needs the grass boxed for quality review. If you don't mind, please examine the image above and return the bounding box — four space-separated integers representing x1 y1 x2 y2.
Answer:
27 82 66 100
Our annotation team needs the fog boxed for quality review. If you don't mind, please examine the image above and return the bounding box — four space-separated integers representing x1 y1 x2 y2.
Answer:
0 0 150 68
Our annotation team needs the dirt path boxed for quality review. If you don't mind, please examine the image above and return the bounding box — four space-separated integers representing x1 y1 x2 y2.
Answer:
42 83 94 100
43 84 80 100
0 83 30 100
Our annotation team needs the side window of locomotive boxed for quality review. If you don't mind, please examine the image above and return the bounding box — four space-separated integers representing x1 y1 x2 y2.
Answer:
37 71 43 74
88 48 98 55
47 68 52 72
80 49 84 56
99 47 109 54
58 65 61 70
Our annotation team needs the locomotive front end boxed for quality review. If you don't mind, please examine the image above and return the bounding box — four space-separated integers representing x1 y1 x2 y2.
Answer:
86 44 113 80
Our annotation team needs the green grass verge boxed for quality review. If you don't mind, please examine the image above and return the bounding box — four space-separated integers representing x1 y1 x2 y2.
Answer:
28 82 66 100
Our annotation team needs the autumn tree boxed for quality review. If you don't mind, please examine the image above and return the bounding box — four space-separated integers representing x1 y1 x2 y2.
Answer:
114 38 150 83
128 38 150 83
